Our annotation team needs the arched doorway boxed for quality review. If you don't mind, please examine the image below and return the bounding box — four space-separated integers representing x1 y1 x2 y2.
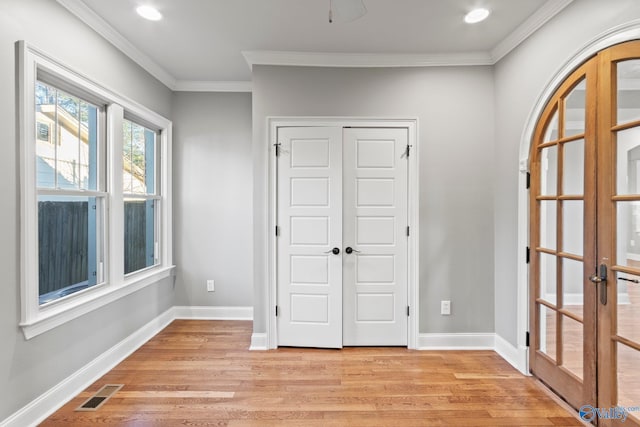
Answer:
529 41 640 426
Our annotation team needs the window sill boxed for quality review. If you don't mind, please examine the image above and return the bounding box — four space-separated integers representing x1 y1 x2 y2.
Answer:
20 265 175 340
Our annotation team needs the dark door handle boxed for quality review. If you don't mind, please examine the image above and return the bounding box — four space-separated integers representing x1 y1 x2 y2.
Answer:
345 247 360 254
324 247 340 255
589 263 607 305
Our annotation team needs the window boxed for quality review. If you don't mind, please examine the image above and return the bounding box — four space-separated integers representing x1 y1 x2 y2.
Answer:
123 119 159 274
19 42 173 339
35 82 106 305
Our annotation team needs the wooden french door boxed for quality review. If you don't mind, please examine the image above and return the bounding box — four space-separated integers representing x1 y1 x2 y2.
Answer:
530 41 640 426
530 55 598 412
596 41 640 427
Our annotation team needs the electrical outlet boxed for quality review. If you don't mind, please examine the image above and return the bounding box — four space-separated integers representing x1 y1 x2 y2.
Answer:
441 300 451 315
207 280 215 292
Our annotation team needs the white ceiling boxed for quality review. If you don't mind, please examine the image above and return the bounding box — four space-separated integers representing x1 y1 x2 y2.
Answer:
58 0 573 90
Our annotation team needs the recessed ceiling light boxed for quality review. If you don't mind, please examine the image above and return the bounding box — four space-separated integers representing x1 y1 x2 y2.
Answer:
136 5 162 21
464 8 490 24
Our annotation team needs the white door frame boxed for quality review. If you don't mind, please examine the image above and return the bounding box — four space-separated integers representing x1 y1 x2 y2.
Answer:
265 117 419 349
516 21 640 374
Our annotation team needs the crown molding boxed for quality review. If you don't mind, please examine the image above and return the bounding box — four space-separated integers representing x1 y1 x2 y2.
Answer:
491 0 575 63
243 1 575 71
57 0 574 91
242 50 494 69
56 0 178 89
174 80 253 92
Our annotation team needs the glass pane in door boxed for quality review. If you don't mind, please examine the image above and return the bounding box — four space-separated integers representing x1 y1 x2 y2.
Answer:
540 253 557 304
617 201 640 269
562 258 584 317
540 304 557 360
616 127 640 195
617 342 640 416
617 272 640 344
540 201 557 250
541 145 558 195
617 60 640 125
544 110 559 142
562 201 583 256
564 80 586 138
616 271 640 415
563 139 584 195
561 315 583 380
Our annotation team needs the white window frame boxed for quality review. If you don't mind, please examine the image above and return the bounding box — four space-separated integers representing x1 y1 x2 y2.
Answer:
122 118 162 276
18 41 174 339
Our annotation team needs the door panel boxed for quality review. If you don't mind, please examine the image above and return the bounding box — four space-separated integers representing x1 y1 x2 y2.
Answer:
597 42 640 427
530 59 597 410
277 127 343 348
343 128 408 346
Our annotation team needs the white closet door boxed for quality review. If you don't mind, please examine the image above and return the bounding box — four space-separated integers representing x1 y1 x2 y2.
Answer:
342 128 409 346
276 127 343 348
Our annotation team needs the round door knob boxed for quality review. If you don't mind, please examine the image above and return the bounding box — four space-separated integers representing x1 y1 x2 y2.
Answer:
323 247 340 255
345 247 360 254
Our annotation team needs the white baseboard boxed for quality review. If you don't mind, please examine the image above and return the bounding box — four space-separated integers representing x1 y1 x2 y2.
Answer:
173 305 253 320
1 307 176 427
417 333 495 350
417 333 528 375
494 334 529 375
250 333 268 350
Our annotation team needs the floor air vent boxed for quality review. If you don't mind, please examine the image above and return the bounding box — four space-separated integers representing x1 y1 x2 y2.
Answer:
75 384 123 411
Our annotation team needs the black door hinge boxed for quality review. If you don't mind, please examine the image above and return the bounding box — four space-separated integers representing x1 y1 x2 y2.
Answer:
406 145 411 157
526 246 530 264
526 331 530 347
526 172 531 190
275 226 280 236
274 142 281 157
275 306 279 317
406 226 410 237
407 306 410 316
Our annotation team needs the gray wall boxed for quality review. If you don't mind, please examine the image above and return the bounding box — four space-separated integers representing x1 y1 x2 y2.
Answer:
0 0 174 420
172 92 253 307
252 65 496 335
493 0 640 345
6 0 640 420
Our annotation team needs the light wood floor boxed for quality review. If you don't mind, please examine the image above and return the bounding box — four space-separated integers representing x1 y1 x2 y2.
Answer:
43 320 585 426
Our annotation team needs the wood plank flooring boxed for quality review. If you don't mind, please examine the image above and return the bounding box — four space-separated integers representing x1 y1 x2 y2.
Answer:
42 320 585 426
